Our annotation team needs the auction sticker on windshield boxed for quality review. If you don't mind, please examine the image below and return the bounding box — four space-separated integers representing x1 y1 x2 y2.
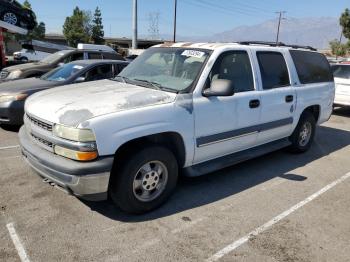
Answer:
181 50 205 58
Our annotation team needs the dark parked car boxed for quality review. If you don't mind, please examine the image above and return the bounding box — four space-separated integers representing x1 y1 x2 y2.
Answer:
0 59 129 126
0 47 125 82
0 0 37 30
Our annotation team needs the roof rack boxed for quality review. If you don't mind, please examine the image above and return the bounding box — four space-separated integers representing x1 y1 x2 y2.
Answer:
238 41 317 51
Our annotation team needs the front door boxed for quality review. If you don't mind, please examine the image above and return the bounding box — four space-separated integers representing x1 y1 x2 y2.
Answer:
193 50 261 164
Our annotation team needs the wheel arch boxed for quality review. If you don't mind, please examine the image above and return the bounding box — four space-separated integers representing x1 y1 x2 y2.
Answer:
302 105 320 122
112 132 186 173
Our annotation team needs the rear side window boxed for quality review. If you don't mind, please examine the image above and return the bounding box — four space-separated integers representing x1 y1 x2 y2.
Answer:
257 52 290 89
88 52 102 59
84 64 113 81
103 52 124 61
290 50 333 84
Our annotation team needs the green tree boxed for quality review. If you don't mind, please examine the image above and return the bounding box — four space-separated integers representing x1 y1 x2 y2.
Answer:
29 22 46 40
22 0 32 9
91 7 104 44
340 8 350 40
63 7 92 47
329 39 347 57
329 8 350 56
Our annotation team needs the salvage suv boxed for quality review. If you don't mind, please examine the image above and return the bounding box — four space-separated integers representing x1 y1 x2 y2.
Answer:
19 42 334 214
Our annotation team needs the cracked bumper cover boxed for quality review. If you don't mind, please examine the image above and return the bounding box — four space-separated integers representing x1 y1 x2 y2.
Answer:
19 126 114 201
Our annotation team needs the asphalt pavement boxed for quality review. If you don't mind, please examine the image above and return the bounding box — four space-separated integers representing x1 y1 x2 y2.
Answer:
1 108 350 262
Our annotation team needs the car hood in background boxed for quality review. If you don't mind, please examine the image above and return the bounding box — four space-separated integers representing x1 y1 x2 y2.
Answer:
0 77 57 94
25 79 177 127
2 62 51 72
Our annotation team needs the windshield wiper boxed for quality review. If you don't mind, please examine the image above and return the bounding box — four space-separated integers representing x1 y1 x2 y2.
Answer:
133 79 163 90
114 76 130 83
132 79 179 93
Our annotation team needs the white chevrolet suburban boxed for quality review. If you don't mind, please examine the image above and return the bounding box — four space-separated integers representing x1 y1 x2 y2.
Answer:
19 42 335 214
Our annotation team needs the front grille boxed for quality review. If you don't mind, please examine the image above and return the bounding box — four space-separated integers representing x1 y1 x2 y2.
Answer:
26 114 53 132
31 133 54 148
0 71 9 79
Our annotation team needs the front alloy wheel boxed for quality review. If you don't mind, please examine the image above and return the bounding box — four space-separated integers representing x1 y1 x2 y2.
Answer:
133 161 168 202
3 13 18 25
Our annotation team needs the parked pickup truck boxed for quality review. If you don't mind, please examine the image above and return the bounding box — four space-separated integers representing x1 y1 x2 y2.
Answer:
19 42 335 214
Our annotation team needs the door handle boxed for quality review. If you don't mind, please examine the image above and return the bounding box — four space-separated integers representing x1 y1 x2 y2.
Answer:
285 95 294 103
249 99 260 108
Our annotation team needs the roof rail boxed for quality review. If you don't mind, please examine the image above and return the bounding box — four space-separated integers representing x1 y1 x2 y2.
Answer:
238 41 317 51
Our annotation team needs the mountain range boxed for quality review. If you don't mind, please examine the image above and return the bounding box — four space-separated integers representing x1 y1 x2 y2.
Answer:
155 17 344 49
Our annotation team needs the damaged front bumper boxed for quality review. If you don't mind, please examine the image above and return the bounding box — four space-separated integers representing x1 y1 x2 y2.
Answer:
19 126 114 201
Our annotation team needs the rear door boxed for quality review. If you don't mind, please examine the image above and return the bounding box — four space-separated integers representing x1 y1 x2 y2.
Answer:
254 50 296 144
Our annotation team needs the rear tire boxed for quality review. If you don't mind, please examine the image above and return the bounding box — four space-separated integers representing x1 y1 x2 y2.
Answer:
288 111 316 153
109 146 178 214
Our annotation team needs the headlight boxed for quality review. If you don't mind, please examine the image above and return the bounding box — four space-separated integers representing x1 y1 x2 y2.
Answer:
54 145 98 161
7 70 22 79
53 124 96 142
0 93 28 103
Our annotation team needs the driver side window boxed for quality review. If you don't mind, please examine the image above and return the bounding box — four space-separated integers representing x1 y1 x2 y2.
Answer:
207 51 254 93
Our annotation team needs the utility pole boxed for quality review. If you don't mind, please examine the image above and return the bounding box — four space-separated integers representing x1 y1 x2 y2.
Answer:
275 11 286 45
173 0 177 43
132 0 138 49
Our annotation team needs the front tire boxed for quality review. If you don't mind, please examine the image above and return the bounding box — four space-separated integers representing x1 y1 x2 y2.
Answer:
289 111 316 153
109 146 178 214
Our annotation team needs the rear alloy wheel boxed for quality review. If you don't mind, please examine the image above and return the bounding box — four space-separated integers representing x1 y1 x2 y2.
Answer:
3 13 18 25
289 111 316 153
109 146 178 214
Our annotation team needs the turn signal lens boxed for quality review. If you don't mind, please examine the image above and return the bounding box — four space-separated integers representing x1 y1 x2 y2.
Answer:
54 145 98 161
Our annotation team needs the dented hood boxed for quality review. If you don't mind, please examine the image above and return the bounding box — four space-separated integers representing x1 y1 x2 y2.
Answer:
25 79 177 127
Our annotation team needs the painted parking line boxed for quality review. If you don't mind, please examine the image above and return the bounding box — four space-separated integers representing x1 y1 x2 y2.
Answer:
0 145 20 150
206 171 350 262
6 222 30 262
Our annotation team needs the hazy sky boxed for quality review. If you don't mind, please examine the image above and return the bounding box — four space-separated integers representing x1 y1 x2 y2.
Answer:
23 0 349 38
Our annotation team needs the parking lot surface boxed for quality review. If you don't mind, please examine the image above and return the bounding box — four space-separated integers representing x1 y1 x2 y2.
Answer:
1 109 350 262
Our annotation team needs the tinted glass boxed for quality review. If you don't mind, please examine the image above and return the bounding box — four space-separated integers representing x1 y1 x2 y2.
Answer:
116 63 128 74
257 52 290 89
103 52 124 60
88 53 102 59
85 64 113 81
208 51 254 92
331 65 350 79
290 50 333 84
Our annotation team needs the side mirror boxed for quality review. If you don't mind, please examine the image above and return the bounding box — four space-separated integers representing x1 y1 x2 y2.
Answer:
203 79 235 97
74 76 85 83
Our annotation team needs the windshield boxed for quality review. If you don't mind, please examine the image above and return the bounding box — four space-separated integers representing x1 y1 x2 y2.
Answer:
332 65 350 79
39 50 70 64
41 63 85 82
118 47 210 92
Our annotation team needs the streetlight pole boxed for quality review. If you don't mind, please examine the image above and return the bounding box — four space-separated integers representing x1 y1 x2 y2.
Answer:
132 0 138 49
173 0 177 43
